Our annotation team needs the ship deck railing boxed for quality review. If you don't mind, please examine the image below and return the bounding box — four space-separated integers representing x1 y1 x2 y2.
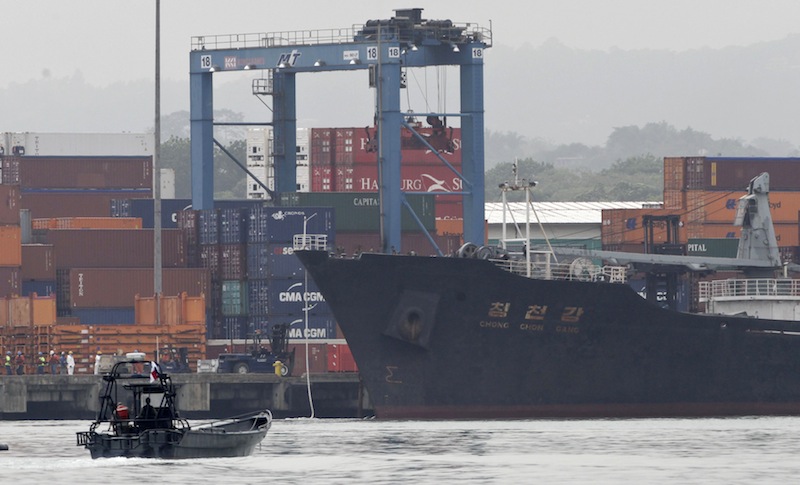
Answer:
699 278 800 302
489 258 627 283
293 234 329 251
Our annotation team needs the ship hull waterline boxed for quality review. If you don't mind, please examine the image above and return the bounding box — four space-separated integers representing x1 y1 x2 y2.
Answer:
297 250 800 420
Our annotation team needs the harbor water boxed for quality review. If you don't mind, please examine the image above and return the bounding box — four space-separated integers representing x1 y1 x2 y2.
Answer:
2 417 799 483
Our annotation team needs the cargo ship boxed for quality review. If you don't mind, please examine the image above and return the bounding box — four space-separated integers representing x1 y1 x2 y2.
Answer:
296 172 800 419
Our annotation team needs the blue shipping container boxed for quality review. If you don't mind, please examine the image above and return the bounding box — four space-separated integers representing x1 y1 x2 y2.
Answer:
219 208 248 244
112 199 263 229
21 280 57 297
198 209 219 245
248 206 335 244
71 308 136 325
247 243 307 279
248 279 269 316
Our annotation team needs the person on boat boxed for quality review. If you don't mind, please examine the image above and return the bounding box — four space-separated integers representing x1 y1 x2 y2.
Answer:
137 397 157 430
15 351 25 375
49 350 59 375
4 352 11 376
66 351 75 375
114 402 131 434
131 350 144 375
37 352 46 374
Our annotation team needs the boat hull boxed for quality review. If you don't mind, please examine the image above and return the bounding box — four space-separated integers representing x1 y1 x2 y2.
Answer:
297 251 800 419
80 415 270 459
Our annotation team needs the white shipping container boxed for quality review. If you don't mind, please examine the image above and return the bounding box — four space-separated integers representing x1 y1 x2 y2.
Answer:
246 127 310 199
1 132 154 156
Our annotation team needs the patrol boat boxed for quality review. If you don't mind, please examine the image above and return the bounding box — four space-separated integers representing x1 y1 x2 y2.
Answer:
76 353 271 458
296 172 800 419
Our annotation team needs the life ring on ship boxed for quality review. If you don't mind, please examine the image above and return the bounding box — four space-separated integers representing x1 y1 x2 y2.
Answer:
456 243 478 258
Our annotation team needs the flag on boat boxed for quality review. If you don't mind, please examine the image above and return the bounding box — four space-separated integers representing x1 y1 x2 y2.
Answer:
149 361 160 383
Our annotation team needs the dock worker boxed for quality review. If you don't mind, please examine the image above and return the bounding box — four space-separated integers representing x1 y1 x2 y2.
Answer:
4 352 11 375
66 351 75 375
49 350 59 374
94 351 102 375
15 351 25 375
37 352 46 374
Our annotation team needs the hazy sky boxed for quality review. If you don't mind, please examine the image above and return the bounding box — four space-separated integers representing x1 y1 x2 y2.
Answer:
5 0 800 89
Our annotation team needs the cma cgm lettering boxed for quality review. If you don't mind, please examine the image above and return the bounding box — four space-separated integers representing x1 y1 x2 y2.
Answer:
264 314 337 340
268 279 332 316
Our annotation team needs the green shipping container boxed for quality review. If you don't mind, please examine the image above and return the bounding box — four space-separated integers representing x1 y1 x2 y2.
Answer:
280 192 436 232
687 238 739 258
221 280 248 316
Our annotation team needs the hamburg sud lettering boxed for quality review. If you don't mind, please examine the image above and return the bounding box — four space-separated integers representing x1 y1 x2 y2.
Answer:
478 301 584 335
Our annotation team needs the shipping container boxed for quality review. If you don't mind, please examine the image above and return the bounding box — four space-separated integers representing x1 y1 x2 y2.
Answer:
247 206 335 244
663 157 686 192
199 245 220 275
0 132 154 156
43 229 186 268
289 343 329 374
267 278 331 317
21 244 55 280
221 280 248 316
435 196 464 221
0 185 21 224
352 125 462 164
6 155 152 189
279 192 434 233
32 217 142 230
219 208 248 244
198 209 219 245
686 238 740 258
134 293 206 325
258 315 337 341
245 243 306 280
309 128 333 166
0 226 22 267
601 208 688 246
685 190 800 224
21 190 150 218
690 222 800 246
327 343 358 372
217 316 248 340
219 244 247 280
327 162 465 193
21 280 56 297
67 268 211 308
247 279 269 317
70 308 137 325
435 218 464 237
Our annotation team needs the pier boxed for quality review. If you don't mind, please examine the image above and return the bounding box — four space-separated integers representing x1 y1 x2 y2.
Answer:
0 373 372 419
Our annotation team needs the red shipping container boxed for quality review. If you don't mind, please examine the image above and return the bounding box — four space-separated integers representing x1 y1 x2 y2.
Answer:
327 343 359 372
318 163 464 193
353 125 462 164
44 229 186 268
334 232 460 257
21 244 56 280
289 343 328 375
310 128 333 166
14 155 152 189
68 268 211 308
435 196 464 221
21 191 150 218
0 185 21 224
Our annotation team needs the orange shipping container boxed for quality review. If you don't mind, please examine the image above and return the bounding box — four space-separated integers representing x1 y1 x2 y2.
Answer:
686 190 800 224
691 223 799 246
435 218 464 236
0 226 22 267
601 208 686 245
33 217 142 230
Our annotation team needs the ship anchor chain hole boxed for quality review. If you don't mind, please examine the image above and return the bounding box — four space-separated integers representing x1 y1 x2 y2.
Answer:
399 308 424 341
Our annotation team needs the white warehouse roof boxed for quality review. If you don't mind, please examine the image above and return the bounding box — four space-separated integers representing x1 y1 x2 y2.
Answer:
485 201 659 225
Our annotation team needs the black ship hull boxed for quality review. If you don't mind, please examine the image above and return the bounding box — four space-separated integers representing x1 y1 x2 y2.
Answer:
297 250 800 419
